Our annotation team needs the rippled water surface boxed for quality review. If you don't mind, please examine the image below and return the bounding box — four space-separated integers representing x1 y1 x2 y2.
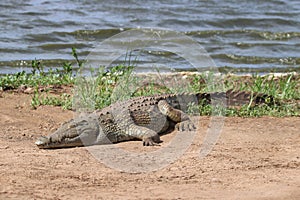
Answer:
0 0 299 73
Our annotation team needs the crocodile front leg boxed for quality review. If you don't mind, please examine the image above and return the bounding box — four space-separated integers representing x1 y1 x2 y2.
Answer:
126 124 161 146
158 100 196 131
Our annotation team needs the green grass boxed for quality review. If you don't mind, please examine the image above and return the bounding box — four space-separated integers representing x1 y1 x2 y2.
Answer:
0 49 299 117
0 60 74 90
186 71 299 116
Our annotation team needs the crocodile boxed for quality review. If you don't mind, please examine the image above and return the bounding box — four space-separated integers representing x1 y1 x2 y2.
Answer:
35 90 273 149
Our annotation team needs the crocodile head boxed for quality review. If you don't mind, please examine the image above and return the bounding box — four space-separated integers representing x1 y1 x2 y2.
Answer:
35 114 100 149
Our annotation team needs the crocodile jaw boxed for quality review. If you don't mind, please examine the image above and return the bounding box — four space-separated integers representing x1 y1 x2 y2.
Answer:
35 136 83 149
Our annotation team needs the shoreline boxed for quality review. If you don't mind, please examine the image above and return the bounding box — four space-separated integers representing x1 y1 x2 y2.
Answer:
1 64 299 76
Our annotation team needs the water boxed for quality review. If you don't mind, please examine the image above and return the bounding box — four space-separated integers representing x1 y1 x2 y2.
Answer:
0 0 299 74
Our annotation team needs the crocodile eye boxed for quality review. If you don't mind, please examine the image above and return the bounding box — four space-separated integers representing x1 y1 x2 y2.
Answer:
69 124 76 128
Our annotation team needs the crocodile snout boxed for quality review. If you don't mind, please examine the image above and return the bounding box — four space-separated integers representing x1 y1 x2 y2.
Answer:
35 136 50 148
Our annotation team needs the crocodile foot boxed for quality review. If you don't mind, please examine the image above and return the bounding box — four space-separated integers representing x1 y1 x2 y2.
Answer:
143 135 161 146
175 120 196 131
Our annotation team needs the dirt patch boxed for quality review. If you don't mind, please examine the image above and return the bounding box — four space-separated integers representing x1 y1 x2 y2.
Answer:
0 92 299 199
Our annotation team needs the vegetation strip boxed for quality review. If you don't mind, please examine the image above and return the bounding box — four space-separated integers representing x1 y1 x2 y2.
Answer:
0 50 299 117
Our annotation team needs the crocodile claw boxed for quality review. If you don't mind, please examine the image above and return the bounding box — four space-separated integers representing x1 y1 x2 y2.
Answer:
175 120 196 131
143 135 161 146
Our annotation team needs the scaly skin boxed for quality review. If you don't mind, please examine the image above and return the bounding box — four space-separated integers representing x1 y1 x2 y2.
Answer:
35 90 274 149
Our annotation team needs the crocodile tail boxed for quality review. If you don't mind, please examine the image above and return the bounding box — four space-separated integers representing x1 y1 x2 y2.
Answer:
195 92 212 105
195 89 275 107
225 89 275 106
